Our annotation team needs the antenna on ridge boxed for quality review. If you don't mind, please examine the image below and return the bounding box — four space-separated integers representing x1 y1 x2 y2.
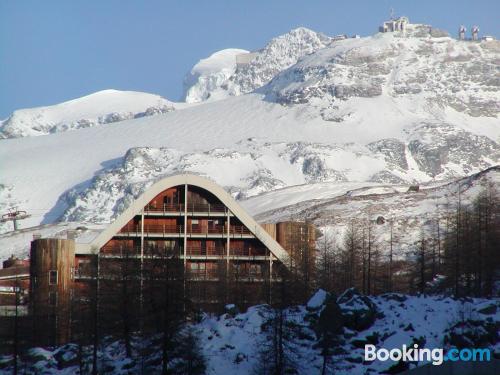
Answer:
390 7 395 20
1 207 31 231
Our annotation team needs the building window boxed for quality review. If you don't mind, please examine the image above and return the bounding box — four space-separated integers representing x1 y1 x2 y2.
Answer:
49 270 58 285
164 240 176 251
49 291 57 306
190 262 205 271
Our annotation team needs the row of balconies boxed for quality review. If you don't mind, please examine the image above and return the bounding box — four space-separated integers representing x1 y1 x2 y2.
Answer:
74 261 272 281
118 224 253 237
186 269 265 280
99 245 267 257
185 246 267 257
74 269 270 282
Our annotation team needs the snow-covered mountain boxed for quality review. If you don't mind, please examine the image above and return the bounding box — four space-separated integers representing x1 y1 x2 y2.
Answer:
183 27 331 102
183 48 249 103
0 23 498 236
0 89 176 138
264 24 499 121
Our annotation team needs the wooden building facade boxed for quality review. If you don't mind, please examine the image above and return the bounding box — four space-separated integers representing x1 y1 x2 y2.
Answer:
27 174 317 345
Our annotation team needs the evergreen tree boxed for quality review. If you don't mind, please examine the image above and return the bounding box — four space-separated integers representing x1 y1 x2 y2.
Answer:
170 326 206 375
317 295 343 375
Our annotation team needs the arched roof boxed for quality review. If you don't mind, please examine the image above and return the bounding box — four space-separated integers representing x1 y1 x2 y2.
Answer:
81 174 290 264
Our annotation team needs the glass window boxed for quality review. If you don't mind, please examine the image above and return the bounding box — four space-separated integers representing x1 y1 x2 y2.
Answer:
190 262 206 270
49 270 58 285
164 240 176 250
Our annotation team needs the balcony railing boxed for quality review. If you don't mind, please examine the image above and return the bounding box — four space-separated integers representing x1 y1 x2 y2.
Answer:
119 224 184 235
232 271 263 279
144 203 227 214
145 203 184 213
185 246 225 256
187 269 265 279
118 223 253 237
188 225 225 234
75 267 268 281
98 244 267 259
187 269 220 280
100 245 182 256
145 224 184 234
188 203 226 213
229 248 267 257
229 225 252 235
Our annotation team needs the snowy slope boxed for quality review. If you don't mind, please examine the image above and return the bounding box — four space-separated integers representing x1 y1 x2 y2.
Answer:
0 24 499 235
0 89 176 138
245 166 500 258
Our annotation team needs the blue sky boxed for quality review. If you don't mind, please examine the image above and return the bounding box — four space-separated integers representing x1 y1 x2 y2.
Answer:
1 0 498 118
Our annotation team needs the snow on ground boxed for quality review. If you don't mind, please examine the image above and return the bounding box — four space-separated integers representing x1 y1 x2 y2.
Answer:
2 290 497 374
0 89 177 138
240 181 388 216
197 291 500 374
249 167 500 258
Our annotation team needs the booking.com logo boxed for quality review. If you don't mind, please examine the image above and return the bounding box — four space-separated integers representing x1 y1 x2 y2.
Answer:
365 344 492 366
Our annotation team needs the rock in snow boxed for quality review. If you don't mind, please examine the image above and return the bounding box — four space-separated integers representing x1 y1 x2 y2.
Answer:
306 289 328 311
338 288 378 331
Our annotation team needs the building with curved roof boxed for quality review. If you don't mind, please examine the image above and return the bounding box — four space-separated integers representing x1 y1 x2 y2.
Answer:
28 174 316 344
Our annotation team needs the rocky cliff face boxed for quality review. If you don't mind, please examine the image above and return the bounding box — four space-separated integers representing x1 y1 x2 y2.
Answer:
183 48 249 103
263 25 499 121
183 27 331 102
